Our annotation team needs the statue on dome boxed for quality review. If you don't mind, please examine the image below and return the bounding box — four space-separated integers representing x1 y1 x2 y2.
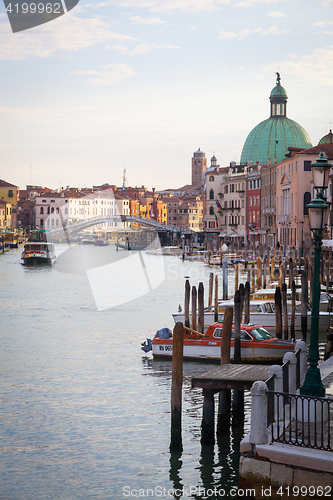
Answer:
276 72 281 85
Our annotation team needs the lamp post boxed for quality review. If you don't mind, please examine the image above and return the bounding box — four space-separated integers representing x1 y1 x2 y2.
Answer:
300 153 331 397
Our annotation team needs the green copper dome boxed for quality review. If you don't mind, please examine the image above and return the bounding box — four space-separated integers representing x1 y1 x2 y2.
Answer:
319 130 333 144
240 74 312 165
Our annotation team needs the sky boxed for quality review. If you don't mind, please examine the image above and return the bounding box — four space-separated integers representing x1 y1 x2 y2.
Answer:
0 0 333 191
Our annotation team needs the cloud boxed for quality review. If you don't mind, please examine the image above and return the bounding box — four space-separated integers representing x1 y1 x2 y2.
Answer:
236 0 296 6
312 20 333 27
260 26 289 35
263 46 333 85
106 43 180 54
71 63 137 85
268 11 286 17
129 15 166 24
96 0 230 13
0 12 138 60
218 25 287 40
218 27 261 39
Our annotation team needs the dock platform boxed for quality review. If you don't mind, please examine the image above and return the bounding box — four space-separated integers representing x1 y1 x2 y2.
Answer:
192 363 270 392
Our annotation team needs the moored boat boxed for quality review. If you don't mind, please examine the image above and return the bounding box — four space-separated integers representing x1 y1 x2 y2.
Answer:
141 323 296 363
94 238 109 246
115 242 146 251
21 242 56 265
172 299 331 334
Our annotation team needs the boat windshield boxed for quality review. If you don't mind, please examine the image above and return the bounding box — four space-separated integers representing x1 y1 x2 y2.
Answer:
250 327 272 340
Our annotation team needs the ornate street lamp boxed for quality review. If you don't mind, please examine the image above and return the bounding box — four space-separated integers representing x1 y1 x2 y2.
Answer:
300 153 331 397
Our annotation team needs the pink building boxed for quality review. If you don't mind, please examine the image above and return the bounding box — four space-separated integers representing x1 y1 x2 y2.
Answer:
276 143 333 251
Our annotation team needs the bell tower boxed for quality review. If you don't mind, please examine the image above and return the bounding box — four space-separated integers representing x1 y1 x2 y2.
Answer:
191 148 207 186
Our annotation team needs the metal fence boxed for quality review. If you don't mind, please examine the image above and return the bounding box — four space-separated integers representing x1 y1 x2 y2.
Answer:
268 391 333 452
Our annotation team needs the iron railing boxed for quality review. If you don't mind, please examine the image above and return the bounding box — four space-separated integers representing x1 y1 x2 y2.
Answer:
268 391 333 452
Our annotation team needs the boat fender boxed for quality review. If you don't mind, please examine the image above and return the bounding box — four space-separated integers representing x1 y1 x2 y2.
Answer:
141 339 152 353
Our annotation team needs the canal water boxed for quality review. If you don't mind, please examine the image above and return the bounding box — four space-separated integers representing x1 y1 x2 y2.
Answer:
1 245 250 500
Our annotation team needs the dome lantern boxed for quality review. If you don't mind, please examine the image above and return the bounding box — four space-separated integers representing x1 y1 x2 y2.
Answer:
270 72 288 117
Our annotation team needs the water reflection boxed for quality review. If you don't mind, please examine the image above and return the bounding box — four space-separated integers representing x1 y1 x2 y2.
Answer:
168 427 245 499
169 450 183 499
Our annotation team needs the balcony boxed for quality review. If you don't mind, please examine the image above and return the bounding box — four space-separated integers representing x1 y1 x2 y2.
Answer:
263 207 276 215
276 214 291 224
236 190 245 197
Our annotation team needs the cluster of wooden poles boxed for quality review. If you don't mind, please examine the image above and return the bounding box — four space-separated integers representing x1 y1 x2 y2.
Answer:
184 267 308 344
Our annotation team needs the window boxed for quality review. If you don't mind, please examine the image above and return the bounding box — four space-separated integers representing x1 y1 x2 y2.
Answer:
209 176 214 181
209 221 215 228
303 192 311 216
40 218 43 226
249 181 252 190
249 197 252 206
209 189 214 200
8 190 13 197
304 161 311 172
231 184 234 193
257 196 259 206
209 206 214 215
241 215 244 225
51 207 54 214
225 185 228 194
40 207 44 214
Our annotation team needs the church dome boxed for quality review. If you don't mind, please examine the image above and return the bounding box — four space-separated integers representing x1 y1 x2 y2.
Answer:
319 129 333 144
240 74 312 165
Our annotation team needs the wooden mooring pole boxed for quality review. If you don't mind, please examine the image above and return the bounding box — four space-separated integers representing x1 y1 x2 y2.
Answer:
198 282 204 334
275 286 282 339
170 322 184 451
232 290 244 428
301 270 308 343
208 272 214 309
282 282 288 340
216 306 233 439
214 275 219 322
244 281 250 323
184 279 190 329
291 280 296 340
191 286 197 332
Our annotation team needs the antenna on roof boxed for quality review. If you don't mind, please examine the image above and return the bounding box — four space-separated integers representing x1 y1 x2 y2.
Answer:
122 167 127 189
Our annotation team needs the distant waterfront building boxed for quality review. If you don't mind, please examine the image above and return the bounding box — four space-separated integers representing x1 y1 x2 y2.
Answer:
0 179 19 228
240 75 312 165
0 199 13 229
192 148 207 186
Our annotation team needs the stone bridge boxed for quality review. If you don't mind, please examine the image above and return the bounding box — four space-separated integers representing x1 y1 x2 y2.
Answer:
50 215 193 236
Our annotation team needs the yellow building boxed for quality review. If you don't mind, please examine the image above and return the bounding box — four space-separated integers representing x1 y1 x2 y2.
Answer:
0 199 12 229
0 179 18 205
0 180 19 228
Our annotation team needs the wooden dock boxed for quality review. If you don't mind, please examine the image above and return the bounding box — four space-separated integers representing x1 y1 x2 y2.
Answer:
192 364 270 391
191 363 271 445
